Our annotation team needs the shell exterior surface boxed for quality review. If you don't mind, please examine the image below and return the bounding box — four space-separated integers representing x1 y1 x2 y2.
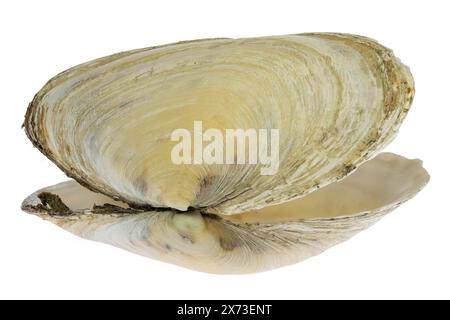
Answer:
22 33 428 273
22 153 429 274
24 33 414 214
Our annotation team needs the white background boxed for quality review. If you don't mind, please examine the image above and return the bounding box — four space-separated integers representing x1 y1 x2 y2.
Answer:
0 0 449 300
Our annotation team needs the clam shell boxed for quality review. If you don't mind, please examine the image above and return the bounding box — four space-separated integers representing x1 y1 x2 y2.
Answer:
22 33 428 273
22 153 429 274
24 33 414 214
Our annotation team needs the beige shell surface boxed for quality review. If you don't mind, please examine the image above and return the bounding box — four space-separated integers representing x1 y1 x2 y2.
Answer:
22 153 429 274
24 33 414 215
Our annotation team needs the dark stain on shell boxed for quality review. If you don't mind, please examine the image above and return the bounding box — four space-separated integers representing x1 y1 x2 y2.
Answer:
179 233 195 244
36 192 72 216
92 203 141 214
218 236 239 251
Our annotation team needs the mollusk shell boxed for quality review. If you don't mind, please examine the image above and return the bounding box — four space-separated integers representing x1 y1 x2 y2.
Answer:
22 153 429 274
22 33 428 273
24 33 415 214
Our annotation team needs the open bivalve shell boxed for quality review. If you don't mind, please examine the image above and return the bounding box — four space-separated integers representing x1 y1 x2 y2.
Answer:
22 33 429 274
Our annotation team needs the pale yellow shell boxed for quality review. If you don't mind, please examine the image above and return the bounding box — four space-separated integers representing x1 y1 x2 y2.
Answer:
22 33 428 273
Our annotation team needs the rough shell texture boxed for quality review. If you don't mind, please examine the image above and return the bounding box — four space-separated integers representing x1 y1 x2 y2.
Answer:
22 153 429 274
24 33 415 214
